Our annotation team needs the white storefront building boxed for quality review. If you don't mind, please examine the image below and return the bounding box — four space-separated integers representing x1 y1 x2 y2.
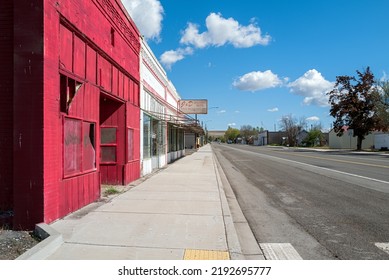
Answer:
140 39 186 176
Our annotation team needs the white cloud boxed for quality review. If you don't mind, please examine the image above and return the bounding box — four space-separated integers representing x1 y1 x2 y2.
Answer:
218 110 227 114
228 123 236 126
121 0 164 41
267 107 279 112
306 116 320 122
233 70 283 92
288 69 333 107
160 47 193 69
180 13 271 49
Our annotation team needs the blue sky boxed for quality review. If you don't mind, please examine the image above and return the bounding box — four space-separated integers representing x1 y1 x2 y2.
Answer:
122 0 389 132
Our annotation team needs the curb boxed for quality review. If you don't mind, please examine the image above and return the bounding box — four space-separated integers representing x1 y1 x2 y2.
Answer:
212 151 244 260
212 147 265 260
16 223 63 260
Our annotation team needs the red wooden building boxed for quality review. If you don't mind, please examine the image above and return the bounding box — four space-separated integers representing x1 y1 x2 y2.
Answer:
1 0 141 229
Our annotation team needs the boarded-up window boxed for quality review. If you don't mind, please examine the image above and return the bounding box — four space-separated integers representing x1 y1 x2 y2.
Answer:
98 57 112 92
73 35 86 78
59 24 73 71
133 82 139 106
86 46 97 83
128 128 134 161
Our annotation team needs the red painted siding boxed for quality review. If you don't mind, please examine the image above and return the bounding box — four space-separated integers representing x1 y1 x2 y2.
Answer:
6 0 141 229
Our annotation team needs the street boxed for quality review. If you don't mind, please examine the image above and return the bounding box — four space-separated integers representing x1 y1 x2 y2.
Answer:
212 143 389 260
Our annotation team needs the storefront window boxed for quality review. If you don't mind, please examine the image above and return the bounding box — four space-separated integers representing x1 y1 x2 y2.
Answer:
143 114 151 158
152 119 159 156
159 122 167 154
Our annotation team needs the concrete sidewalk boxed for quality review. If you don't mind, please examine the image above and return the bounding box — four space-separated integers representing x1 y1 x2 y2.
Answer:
19 144 263 260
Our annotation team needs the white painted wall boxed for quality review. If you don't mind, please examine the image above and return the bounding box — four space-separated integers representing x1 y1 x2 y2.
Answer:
140 38 184 176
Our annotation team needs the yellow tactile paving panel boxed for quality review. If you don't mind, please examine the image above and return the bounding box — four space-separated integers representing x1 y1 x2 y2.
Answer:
183 249 230 260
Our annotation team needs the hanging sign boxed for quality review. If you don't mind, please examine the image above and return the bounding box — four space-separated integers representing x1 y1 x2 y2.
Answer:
178 99 208 114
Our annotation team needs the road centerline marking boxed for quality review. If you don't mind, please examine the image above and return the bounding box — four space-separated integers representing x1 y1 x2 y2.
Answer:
272 150 389 169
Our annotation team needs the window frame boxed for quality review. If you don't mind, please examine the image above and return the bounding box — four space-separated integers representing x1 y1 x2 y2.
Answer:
100 126 118 164
143 114 151 159
60 74 83 114
127 127 135 162
63 116 96 178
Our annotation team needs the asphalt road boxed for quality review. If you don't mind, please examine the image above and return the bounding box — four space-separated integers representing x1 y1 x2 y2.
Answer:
212 143 389 260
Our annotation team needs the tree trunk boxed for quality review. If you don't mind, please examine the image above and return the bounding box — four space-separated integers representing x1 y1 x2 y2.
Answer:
357 135 363 151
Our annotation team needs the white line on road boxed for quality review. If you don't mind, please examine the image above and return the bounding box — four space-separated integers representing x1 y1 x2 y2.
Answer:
260 243 303 260
375 243 389 255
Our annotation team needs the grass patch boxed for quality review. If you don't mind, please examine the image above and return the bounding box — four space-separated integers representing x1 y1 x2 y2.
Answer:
103 186 120 196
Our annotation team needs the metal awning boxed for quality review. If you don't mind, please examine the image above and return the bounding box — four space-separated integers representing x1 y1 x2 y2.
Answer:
141 108 205 135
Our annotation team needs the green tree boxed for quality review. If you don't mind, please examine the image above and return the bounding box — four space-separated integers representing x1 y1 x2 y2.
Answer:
303 126 324 147
224 127 240 142
240 125 259 144
327 67 385 150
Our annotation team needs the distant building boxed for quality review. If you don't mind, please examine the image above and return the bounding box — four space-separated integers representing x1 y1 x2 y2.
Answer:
329 128 374 149
256 131 288 146
208 130 226 141
297 130 309 146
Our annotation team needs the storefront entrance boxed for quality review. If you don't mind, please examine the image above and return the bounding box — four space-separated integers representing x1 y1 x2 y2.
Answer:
99 93 125 185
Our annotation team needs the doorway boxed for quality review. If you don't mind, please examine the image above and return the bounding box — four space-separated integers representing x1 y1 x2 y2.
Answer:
99 93 125 184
